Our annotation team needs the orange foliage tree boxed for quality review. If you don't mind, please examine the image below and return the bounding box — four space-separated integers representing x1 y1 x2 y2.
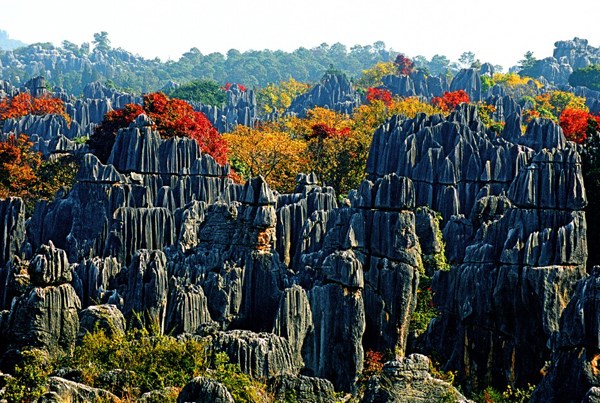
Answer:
0 134 41 200
89 92 228 165
0 93 71 123
283 107 368 195
431 90 470 113
223 123 308 193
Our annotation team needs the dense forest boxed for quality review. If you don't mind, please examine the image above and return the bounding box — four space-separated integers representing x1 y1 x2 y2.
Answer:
0 33 600 402
0 32 506 95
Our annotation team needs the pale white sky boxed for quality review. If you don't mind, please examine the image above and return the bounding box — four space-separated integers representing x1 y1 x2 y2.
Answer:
0 0 598 70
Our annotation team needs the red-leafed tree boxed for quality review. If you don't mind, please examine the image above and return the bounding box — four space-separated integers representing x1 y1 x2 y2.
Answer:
394 53 415 76
223 82 246 92
87 103 144 162
0 93 71 123
431 90 471 112
366 87 393 107
88 92 228 165
559 107 600 144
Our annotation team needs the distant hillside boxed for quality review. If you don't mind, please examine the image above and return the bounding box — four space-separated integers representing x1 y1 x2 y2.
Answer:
0 29 26 50
0 35 396 95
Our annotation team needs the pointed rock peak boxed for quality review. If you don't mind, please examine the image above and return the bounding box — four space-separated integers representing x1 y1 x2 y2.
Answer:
29 241 72 286
132 113 154 127
242 176 276 206
76 153 126 183
520 117 566 152
374 173 415 210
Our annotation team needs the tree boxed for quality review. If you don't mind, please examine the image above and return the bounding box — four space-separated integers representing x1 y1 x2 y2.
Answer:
257 78 311 115
355 62 397 89
559 108 600 144
93 31 110 53
458 51 476 69
533 90 588 121
569 64 600 91
168 79 226 105
62 40 80 55
0 134 41 200
431 90 470 112
519 51 537 72
394 53 414 76
223 124 308 192
88 103 144 163
0 93 70 123
88 93 228 165
366 88 393 107
429 54 451 76
284 107 369 195
352 96 441 137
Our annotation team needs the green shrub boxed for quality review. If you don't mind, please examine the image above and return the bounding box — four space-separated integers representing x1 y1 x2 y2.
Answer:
474 383 535 403
211 351 269 402
3 349 54 403
67 327 208 398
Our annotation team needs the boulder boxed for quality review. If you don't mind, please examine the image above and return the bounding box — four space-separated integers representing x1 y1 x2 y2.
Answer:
361 354 472 402
177 376 234 403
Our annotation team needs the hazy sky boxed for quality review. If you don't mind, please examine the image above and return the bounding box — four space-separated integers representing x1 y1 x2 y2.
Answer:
0 0 598 70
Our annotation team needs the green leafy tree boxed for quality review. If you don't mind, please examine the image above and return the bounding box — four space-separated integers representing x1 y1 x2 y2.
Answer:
429 54 451 76
569 64 600 91
459 51 476 69
519 51 537 71
93 31 110 52
168 79 226 105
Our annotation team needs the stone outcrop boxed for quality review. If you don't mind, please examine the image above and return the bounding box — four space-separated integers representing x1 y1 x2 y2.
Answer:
165 279 213 335
121 250 169 331
38 376 118 403
166 176 284 332
381 72 449 99
272 285 313 362
78 304 126 341
27 117 231 264
211 330 302 378
177 376 234 403
530 267 600 403
0 197 26 268
286 73 361 117
424 120 587 389
450 68 482 102
196 84 258 132
361 354 472 403
291 173 423 392
3 243 80 356
268 374 337 402
523 38 600 85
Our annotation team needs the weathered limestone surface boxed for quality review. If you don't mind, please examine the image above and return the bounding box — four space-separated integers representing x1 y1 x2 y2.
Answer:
0 197 26 268
361 354 472 403
268 374 337 403
3 244 81 356
177 376 234 403
212 329 302 378
286 73 361 117
530 267 600 403
38 376 118 403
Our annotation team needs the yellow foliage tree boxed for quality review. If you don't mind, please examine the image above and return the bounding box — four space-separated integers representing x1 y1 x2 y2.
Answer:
257 78 311 115
223 124 308 193
352 97 442 137
355 61 397 89
282 107 370 195
533 90 588 120
491 73 542 99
